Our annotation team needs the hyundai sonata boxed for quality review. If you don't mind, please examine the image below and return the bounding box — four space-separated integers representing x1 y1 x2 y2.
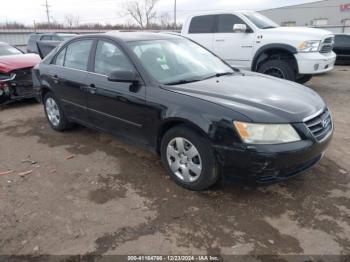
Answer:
32 32 333 190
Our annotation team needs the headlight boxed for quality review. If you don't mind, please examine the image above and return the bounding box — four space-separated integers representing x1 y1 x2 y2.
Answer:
0 72 16 82
234 121 301 144
298 40 321 52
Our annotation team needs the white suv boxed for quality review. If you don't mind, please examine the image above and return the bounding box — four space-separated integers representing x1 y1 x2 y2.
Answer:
181 11 336 83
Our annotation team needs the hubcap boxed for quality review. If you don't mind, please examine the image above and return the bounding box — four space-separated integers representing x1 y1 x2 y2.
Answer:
166 137 202 183
263 67 286 79
45 98 60 127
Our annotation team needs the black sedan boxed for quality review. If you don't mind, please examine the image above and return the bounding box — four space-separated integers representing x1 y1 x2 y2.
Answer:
32 32 333 191
334 34 350 64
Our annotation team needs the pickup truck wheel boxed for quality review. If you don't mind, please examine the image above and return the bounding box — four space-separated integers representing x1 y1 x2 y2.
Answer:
43 92 72 131
296 74 313 84
258 59 296 81
160 126 220 191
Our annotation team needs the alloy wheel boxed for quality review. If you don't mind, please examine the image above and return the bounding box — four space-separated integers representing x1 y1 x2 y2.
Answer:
45 98 60 127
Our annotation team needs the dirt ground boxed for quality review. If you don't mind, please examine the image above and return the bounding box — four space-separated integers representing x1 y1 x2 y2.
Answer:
0 66 349 258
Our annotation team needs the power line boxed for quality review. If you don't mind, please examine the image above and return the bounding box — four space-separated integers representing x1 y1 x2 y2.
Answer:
174 0 177 29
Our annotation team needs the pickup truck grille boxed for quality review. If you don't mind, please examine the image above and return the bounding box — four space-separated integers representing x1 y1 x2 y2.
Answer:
319 37 334 53
305 108 332 141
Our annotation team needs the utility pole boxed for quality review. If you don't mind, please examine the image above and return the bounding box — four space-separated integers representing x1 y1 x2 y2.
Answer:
174 0 177 30
43 0 51 28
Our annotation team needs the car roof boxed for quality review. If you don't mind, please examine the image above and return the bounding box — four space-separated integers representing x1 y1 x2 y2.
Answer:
72 31 183 42
185 10 252 18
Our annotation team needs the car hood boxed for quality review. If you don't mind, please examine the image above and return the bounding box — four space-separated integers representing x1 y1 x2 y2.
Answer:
0 54 41 73
265 27 333 40
165 72 325 123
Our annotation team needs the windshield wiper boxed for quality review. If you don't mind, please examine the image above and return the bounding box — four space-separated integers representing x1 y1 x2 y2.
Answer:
203 72 235 80
165 72 235 85
165 79 202 85
262 26 275 29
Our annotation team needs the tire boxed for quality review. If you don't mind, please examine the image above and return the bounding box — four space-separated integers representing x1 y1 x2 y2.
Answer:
33 96 41 103
160 125 220 191
296 74 313 84
258 59 296 82
43 92 72 131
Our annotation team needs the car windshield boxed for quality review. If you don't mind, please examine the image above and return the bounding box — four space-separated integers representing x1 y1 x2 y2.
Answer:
57 34 77 41
242 11 279 29
128 38 235 85
0 44 22 56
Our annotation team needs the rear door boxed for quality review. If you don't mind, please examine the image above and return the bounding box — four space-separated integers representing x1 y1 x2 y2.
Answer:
86 39 147 143
48 39 94 123
213 14 256 68
187 15 216 51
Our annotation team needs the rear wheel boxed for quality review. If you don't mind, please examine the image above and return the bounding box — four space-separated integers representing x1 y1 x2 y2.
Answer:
258 59 296 82
43 92 72 131
160 126 220 191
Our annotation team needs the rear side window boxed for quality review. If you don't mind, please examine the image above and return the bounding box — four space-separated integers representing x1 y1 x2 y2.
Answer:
217 14 246 33
41 35 52 41
64 40 93 71
94 40 133 76
189 15 215 34
51 35 61 41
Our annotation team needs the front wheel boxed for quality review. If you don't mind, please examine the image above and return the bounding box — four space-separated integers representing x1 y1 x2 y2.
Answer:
296 74 313 84
160 126 220 191
258 59 296 82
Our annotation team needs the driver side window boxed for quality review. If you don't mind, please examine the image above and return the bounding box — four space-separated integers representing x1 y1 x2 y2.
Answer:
216 14 248 33
94 41 134 76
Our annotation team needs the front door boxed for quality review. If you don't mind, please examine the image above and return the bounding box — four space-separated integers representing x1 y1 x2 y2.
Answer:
213 14 256 69
86 39 147 144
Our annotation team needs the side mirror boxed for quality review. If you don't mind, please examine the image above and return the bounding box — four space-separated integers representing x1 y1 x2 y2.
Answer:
108 70 139 83
233 24 247 33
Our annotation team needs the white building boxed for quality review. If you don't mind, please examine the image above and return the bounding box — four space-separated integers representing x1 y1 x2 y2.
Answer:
260 0 350 33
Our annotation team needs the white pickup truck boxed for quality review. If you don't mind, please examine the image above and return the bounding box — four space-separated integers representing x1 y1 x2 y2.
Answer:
181 11 336 83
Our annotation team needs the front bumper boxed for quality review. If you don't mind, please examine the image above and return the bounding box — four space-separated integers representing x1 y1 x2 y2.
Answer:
295 51 336 75
214 131 333 184
0 83 37 104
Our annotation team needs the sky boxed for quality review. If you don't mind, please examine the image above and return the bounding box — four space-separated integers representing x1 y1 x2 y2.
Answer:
0 0 320 26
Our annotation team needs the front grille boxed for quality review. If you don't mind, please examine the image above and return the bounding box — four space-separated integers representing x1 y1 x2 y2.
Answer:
305 108 332 141
319 37 334 53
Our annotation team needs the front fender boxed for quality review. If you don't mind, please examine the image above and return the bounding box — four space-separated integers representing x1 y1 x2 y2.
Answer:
252 43 298 71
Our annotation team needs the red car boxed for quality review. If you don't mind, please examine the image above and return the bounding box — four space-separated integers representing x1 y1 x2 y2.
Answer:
0 42 41 104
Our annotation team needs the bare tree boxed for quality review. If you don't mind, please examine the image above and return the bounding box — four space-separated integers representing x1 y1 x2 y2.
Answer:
159 12 171 29
64 14 80 28
121 0 159 29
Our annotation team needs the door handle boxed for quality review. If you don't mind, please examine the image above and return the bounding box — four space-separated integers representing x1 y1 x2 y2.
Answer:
88 84 97 94
215 39 225 42
52 74 59 84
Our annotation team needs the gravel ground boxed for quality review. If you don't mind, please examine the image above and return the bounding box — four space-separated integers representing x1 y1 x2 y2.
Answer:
0 66 349 258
